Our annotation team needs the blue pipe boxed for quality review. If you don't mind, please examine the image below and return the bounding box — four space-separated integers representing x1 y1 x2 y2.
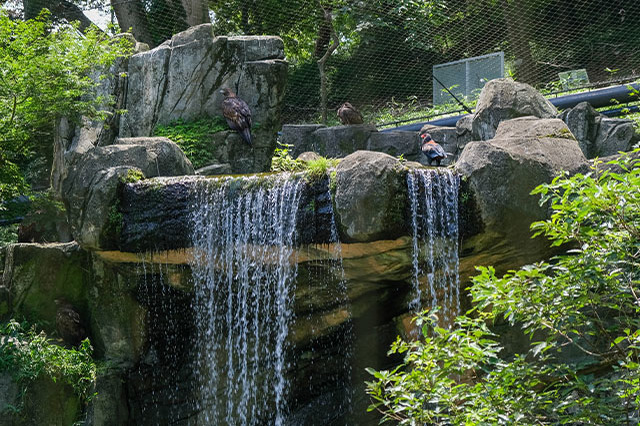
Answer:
381 82 640 132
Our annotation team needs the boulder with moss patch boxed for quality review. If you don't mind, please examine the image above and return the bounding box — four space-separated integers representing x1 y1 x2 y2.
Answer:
333 151 408 242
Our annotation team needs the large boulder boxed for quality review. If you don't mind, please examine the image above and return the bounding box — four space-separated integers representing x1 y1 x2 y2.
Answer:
298 125 376 158
472 78 558 141
1 376 80 426
120 24 288 173
88 257 147 364
559 101 600 158
457 117 588 266
333 151 407 242
594 117 636 157
62 137 194 250
560 101 636 158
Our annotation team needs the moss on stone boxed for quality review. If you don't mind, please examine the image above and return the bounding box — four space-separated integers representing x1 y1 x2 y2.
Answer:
120 169 145 184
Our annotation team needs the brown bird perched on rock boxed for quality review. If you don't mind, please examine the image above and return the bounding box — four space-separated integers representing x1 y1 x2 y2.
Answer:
337 102 364 125
420 132 447 166
220 88 252 146
55 298 87 348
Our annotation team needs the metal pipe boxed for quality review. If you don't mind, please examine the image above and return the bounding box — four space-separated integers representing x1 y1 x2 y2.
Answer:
380 82 640 132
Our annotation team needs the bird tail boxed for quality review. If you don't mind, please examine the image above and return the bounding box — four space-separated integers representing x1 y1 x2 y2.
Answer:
240 128 252 146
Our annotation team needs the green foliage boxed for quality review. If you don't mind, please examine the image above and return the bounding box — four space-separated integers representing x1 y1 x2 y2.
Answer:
0 10 131 201
0 224 18 247
303 156 340 181
120 169 145 184
270 143 305 173
270 143 339 181
0 320 97 409
106 202 123 238
367 149 640 424
153 117 228 169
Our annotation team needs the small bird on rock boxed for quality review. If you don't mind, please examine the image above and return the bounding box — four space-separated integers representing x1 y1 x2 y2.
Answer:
420 132 447 166
221 88 252 146
337 102 364 125
55 298 87 348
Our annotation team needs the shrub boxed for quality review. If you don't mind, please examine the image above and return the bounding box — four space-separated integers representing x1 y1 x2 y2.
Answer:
0 320 97 411
366 150 640 425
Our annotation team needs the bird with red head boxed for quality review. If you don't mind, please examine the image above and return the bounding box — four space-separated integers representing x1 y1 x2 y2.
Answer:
419 132 447 166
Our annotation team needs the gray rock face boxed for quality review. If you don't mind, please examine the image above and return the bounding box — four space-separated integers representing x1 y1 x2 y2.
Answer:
296 151 322 162
333 151 407 242
120 24 288 173
62 138 194 250
367 131 420 160
472 78 558 141
195 163 233 175
595 117 636 157
282 124 423 162
2 242 90 332
457 117 588 235
494 116 574 140
281 125 326 154
559 102 600 157
560 101 636 158
309 125 376 158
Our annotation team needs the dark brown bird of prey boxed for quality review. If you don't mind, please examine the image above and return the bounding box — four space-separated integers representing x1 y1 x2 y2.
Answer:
221 88 252 146
337 102 364 125
420 132 447 166
55 298 87 347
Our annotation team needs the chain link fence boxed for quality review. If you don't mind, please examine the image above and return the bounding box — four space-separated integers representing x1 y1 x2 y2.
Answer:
5 0 640 126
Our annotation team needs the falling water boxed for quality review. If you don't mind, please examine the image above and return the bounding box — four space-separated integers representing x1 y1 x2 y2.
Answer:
407 168 460 319
189 173 304 425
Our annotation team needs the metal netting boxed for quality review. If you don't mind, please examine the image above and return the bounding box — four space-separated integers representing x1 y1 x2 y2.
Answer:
5 0 640 126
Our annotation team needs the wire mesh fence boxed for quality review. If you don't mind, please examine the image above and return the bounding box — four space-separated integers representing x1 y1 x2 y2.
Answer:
4 0 640 126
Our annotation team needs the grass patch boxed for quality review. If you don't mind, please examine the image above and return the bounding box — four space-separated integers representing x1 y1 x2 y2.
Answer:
305 156 340 180
153 117 228 169
270 143 339 181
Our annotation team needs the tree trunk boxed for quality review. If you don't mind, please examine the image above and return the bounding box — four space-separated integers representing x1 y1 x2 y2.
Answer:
501 0 539 84
180 0 209 27
23 0 100 33
316 5 338 124
111 0 154 47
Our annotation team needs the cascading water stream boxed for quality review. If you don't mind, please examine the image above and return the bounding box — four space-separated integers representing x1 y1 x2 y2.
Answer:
189 173 304 425
407 168 460 319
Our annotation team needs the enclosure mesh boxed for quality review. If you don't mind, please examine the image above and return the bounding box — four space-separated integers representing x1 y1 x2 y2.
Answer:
8 0 640 126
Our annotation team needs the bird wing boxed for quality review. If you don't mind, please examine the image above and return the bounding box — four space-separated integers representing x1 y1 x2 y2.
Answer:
223 97 252 131
422 142 446 159
431 143 446 158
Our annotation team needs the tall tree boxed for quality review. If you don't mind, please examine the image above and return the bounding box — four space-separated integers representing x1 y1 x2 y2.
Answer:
110 0 154 46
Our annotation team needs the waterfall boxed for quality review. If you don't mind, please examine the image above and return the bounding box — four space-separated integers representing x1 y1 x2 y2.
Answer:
189 173 304 425
407 168 460 319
